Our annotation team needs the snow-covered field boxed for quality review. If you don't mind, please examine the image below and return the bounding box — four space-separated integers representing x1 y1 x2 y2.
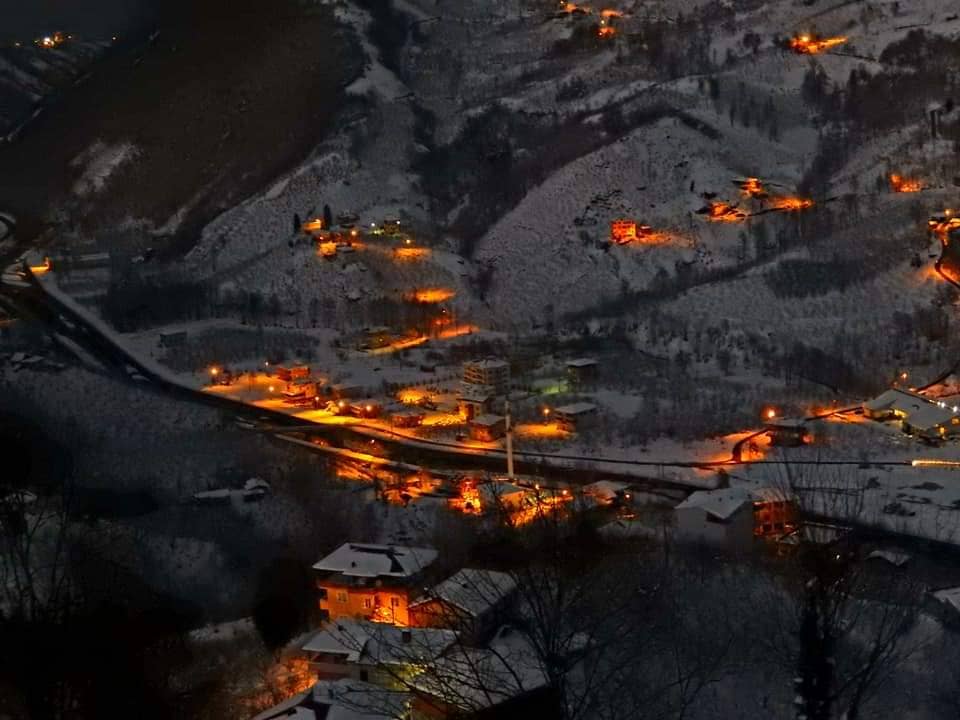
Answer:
25 0 960 549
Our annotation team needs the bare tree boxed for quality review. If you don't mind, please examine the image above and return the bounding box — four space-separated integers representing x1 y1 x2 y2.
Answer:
760 462 929 720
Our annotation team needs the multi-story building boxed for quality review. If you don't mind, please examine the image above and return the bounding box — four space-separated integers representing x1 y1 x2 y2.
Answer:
462 359 510 397
313 543 438 626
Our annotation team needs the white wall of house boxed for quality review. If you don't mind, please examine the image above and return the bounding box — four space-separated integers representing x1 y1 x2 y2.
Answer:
673 505 753 552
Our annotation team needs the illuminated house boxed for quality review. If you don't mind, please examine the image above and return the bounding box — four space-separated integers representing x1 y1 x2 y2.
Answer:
458 386 493 421
675 486 798 547
468 414 506 442
463 359 510 397
750 487 798 538
314 543 438 626
763 418 809 447
611 219 638 244
863 388 960 441
301 619 455 687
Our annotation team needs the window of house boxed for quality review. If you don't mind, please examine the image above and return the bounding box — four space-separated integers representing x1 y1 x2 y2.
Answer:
391 596 401 608
360 670 369 682
363 598 372 609
336 591 348 604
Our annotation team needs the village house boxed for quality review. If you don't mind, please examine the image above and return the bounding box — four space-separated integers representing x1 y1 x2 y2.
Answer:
582 479 632 507
313 543 439 626
331 382 366 400
357 326 393 351
673 488 755 552
927 586 960 631
764 418 809 447
347 399 383 419
458 386 493 421
674 486 798 549
283 377 320 404
409 568 517 643
477 482 530 514
468 414 506 442
391 409 425 428
565 358 598 386
253 678 409 720
301 619 456 687
750 487 798 537
463 359 510 397
275 365 311 382
410 625 558 720
863 388 960 441
554 402 598 432
610 219 638 244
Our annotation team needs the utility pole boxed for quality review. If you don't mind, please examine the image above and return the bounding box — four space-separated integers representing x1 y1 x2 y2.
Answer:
505 398 515 480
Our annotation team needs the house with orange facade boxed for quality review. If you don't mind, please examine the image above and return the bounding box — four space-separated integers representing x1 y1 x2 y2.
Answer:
313 543 439 627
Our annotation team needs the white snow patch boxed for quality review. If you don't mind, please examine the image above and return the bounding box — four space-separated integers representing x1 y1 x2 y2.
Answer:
71 141 138 197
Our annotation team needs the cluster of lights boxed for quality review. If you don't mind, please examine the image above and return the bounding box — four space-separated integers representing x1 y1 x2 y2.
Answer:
788 33 847 55
739 177 768 199
889 174 923 193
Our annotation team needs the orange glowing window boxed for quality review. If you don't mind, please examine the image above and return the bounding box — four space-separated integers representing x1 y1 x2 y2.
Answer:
611 219 638 244
29 257 52 274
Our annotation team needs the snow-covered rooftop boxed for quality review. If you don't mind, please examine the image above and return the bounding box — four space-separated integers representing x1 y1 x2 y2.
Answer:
675 487 752 521
555 402 597 416
565 358 598 368
471 414 505 427
253 678 409 720
411 625 547 712
932 586 960 615
411 568 517 618
313 542 438 578
582 479 630 502
302 619 456 666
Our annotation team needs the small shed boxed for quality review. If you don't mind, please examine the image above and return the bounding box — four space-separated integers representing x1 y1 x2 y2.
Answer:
582 480 631 506
554 402 598 431
349 399 383 419
565 358 598 385
458 387 493 421
469 414 506 442
764 418 809 447
391 410 425 428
